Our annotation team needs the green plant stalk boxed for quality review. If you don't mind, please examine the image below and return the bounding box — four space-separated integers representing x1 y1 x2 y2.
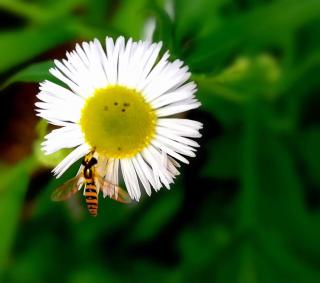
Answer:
0 0 88 24
0 156 39 278
0 0 45 22
239 99 258 232
192 74 245 103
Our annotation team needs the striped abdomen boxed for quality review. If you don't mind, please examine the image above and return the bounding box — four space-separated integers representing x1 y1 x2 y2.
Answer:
85 179 98 217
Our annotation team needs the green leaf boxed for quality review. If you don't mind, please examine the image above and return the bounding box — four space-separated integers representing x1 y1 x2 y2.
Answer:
214 55 281 98
271 138 320 251
0 24 74 73
175 0 227 42
129 184 182 242
111 0 150 39
297 127 320 186
148 3 175 52
201 135 240 179
0 61 54 90
194 54 281 129
0 158 37 277
256 128 320 257
203 99 320 282
83 0 110 27
257 229 320 283
215 239 320 283
179 225 231 275
0 0 86 23
195 54 281 104
68 264 116 283
189 0 320 70
233 100 320 281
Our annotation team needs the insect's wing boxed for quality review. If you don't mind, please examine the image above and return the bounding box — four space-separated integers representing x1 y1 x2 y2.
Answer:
51 176 81 202
98 176 131 204
114 186 132 204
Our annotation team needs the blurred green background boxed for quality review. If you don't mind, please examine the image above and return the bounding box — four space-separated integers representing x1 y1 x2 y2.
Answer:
1 0 320 282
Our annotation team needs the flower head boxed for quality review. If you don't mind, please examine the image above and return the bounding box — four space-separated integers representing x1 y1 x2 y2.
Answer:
35 36 202 201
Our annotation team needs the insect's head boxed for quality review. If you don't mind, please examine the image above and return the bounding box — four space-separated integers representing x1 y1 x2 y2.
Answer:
82 149 98 167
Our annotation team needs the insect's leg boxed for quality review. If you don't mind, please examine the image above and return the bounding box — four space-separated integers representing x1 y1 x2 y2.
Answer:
77 177 84 188
114 186 119 200
94 177 100 194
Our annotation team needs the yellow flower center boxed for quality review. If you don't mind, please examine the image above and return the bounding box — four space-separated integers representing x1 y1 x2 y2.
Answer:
80 85 156 158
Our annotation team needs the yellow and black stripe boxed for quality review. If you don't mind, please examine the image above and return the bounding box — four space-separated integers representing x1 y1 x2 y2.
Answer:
85 180 98 217
82 154 99 217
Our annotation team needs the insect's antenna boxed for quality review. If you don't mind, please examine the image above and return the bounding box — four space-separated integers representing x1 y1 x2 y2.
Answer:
86 147 96 159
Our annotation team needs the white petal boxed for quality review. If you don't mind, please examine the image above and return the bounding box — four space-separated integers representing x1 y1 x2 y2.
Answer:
125 41 153 88
156 126 200 147
159 118 203 129
135 154 159 191
104 158 120 186
36 109 80 125
106 36 125 84
142 146 173 189
166 159 180 177
120 159 140 200
53 143 90 178
160 150 180 177
143 17 156 41
156 101 201 117
147 145 175 186
42 124 84 154
104 158 114 182
131 155 152 196
54 59 80 88
82 41 108 88
112 159 119 185
116 38 133 86
138 51 170 95
143 60 190 102
38 80 83 102
155 135 197 157
150 81 197 109
75 43 90 66
93 38 111 84
151 140 189 164
65 50 96 97
157 119 203 137
49 68 82 95
137 42 162 85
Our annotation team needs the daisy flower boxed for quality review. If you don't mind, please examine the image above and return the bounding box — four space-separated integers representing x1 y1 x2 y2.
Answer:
35 36 202 201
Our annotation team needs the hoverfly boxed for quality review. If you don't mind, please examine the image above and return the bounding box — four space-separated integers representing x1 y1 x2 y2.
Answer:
51 151 131 217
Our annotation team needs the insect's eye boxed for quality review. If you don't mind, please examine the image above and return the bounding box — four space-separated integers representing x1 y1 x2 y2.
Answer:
88 157 98 167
